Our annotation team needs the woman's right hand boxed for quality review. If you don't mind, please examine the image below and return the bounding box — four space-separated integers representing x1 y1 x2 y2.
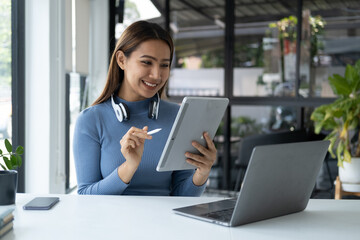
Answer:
120 126 152 168
118 126 152 183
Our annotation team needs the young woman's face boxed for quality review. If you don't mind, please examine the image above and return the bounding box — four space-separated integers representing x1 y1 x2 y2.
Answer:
117 39 171 101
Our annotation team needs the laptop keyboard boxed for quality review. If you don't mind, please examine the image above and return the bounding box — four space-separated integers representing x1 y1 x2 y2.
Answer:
202 208 234 222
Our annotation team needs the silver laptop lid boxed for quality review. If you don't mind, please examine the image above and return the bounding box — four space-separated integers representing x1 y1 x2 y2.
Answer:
230 140 329 226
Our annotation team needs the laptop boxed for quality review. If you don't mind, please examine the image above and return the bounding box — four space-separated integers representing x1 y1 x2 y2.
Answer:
173 140 330 227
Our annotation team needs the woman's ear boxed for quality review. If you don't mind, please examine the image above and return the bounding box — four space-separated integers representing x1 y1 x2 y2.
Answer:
116 50 126 70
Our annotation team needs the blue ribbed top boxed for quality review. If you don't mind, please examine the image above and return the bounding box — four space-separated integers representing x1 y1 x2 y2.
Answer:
73 97 206 196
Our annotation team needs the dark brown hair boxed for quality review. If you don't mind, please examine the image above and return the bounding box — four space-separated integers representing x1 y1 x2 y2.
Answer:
92 21 174 106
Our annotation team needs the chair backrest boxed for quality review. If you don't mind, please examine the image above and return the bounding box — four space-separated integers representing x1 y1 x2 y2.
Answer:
234 129 309 191
237 129 308 167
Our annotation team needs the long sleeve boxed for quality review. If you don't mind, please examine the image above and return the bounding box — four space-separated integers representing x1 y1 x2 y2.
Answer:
171 170 206 196
73 108 129 195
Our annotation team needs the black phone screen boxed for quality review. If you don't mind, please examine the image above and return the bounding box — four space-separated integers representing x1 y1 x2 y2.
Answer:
23 197 60 210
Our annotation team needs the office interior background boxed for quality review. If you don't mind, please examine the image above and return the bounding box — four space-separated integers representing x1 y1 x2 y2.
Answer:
1 0 359 197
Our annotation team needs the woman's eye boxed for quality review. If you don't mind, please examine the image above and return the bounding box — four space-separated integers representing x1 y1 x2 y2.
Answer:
141 61 151 65
161 63 169 68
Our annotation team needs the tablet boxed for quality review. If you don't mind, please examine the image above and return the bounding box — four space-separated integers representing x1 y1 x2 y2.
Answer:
156 97 229 172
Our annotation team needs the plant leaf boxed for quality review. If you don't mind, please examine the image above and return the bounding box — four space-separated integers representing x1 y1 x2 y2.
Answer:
0 163 7 170
313 121 323 134
0 149 2 155
16 155 22 168
345 64 360 91
4 139 12 153
16 146 24 155
336 141 344 167
3 156 13 170
345 64 355 87
10 154 18 166
344 149 352 163
269 23 276 28
349 117 359 130
355 59 360 70
325 133 337 158
329 74 351 96
338 158 344 168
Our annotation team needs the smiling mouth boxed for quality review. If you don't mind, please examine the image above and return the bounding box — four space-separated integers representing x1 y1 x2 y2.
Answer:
142 80 158 87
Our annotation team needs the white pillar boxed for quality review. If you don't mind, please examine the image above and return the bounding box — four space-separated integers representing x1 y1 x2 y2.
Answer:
25 0 66 193
88 0 109 104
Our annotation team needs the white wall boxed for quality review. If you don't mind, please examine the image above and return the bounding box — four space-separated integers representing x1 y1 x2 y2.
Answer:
169 69 224 96
169 68 265 96
169 67 338 98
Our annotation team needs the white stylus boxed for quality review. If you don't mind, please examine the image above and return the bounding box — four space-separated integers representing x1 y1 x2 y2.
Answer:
147 128 162 135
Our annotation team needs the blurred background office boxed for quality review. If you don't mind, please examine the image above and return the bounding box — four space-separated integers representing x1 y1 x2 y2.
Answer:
1 0 359 196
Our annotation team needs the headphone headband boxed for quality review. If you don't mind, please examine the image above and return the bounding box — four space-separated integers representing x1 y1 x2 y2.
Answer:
111 93 160 122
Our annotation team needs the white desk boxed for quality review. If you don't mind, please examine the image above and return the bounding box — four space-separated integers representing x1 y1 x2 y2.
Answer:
3 194 360 240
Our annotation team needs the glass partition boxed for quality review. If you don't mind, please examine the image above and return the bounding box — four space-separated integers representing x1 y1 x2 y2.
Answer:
305 0 360 97
233 0 360 98
233 2 300 97
168 0 224 97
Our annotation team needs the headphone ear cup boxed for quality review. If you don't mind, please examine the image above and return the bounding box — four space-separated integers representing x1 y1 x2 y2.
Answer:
148 99 160 119
148 100 155 119
119 103 130 121
154 100 159 119
113 104 124 122
111 94 130 122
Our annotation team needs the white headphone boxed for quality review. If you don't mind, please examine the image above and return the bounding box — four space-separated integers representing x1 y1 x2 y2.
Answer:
111 93 160 122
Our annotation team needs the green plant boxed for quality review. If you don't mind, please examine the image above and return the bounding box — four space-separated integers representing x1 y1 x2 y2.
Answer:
269 16 297 83
269 15 326 81
231 116 263 137
309 15 325 65
0 139 24 170
216 116 263 138
311 60 360 167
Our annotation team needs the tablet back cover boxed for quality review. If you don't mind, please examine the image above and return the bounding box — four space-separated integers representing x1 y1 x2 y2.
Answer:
156 97 229 171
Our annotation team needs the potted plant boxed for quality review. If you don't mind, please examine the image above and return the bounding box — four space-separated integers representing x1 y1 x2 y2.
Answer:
269 12 325 95
311 60 360 191
0 138 24 205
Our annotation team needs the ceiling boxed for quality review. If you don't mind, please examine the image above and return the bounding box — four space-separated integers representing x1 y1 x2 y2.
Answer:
149 0 360 58
151 0 360 27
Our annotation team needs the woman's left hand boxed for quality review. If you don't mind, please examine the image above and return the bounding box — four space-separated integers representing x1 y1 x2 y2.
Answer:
185 132 217 186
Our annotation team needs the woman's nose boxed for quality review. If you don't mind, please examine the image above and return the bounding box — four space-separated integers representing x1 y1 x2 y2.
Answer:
149 66 161 80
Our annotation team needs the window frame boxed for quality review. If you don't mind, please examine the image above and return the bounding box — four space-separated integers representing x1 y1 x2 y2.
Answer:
11 0 26 192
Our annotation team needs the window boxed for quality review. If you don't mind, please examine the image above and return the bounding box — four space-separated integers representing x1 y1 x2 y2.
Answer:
115 0 161 40
0 0 12 144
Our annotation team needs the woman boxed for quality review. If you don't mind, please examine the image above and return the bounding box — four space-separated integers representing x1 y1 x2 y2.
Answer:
73 21 217 196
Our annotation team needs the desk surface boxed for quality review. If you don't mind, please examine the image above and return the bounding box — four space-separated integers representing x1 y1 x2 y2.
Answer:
3 194 360 240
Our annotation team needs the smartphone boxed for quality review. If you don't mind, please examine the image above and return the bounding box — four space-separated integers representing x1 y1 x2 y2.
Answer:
23 197 60 210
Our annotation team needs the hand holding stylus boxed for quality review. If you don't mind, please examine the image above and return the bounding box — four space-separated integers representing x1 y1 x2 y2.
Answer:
147 128 162 135
118 126 160 184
